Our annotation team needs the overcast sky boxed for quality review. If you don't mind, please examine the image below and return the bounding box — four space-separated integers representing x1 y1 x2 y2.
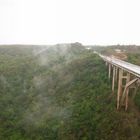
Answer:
0 0 140 45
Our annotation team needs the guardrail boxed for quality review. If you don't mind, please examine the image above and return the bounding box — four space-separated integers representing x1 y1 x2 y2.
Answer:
100 54 140 78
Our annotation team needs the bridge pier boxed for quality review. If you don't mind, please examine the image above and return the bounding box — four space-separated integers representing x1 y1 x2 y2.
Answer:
117 69 123 109
117 69 132 110
107 65 139 110
108 64 111 79
102 54 140 111
121 78 139 110
115 67 118 82
116 69 140 110
107 65 118 93
112 66 116 93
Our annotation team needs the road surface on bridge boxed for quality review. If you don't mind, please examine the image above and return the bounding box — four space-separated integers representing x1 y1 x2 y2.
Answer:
99 54 140 78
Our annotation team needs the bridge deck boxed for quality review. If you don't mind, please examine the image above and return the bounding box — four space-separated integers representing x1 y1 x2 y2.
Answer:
100 55 140 78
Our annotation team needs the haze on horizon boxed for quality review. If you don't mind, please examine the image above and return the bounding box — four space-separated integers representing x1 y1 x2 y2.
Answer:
0 0 140 45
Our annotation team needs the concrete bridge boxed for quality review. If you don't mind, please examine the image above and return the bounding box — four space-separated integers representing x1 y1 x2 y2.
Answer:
100 54 140 111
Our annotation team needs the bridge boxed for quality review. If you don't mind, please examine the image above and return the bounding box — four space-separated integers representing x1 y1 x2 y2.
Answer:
99 54 140 111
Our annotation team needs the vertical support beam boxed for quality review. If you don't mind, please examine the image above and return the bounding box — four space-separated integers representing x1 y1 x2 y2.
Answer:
125 88 129 111
117 69 123 110
112 66 115 93
126 73 130 83
124 74 130 111
120 72 130 106
115 67 118 82
125 73 130 107
120 77 138 111
108 64 111 79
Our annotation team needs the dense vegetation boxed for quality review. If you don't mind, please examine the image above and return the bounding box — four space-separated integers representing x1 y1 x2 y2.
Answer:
91 45 140 55
127 53 140 66
0 44 140 140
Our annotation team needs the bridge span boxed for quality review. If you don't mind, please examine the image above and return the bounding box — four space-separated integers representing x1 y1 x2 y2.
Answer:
99 54 140 111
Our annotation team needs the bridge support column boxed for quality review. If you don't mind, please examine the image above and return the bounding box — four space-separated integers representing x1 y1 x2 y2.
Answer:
115 67 118 82
108 64 111 79
102 56 140 111
117 69 123 109
117 71 140 110
117 69 132 110
122 78 139 111
112 66 115 93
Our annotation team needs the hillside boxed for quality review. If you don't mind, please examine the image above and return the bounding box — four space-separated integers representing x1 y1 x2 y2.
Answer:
0 44 140 140
91 45 140 62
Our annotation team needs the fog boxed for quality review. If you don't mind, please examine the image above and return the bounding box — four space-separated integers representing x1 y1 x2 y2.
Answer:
0 0 140 45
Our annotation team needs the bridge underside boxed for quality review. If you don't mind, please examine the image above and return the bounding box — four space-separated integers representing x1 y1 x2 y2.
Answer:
107 63 140 111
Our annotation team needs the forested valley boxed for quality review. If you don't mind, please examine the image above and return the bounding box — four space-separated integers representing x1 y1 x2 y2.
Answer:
0 43 140 140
